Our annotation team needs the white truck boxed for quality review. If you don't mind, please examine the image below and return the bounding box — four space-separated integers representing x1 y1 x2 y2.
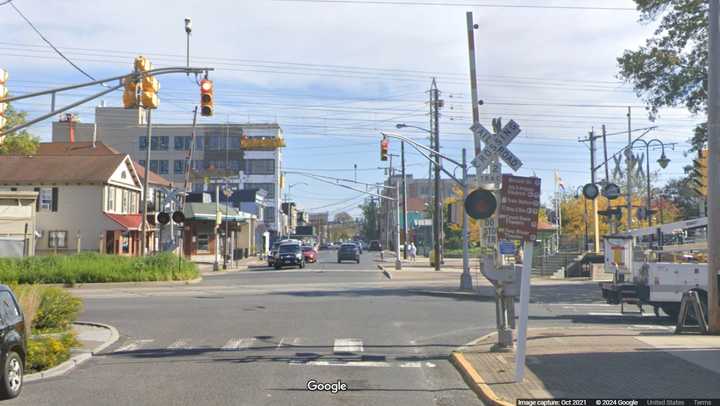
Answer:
599 217 709 320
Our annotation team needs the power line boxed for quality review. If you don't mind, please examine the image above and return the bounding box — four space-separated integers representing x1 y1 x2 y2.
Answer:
272 0 636 11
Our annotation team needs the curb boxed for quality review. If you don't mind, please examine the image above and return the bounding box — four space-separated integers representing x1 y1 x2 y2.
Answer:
54 277 203 290
450 351 513 406
408 289 494 300
25 321 120 382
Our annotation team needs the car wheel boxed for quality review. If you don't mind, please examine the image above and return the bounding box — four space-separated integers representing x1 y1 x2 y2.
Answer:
0 351 23 399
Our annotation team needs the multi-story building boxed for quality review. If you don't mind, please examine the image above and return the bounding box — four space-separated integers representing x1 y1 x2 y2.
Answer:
52 108 285 237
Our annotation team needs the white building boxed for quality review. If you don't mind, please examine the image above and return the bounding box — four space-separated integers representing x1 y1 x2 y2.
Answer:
52 108 285 237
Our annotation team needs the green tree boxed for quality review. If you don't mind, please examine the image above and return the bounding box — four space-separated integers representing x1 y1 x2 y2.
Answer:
617 1 707 150
0 103 39 155
358 199 379 241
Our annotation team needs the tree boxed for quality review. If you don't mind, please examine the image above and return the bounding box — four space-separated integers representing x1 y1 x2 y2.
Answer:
0 103 39 155
617 1 707 150
358 199 379 240
662 177 702 218
334 211 353 224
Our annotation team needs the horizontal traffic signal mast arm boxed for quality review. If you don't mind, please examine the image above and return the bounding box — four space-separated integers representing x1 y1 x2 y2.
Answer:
380 131 465 187
1 66 213 104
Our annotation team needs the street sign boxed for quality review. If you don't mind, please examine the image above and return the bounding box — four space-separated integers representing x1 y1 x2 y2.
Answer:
582 183 599 200
499 240 516 255
483 217 497 246
464 188 497 220
602 183 621 200
471 120 523 172
497 175 541 241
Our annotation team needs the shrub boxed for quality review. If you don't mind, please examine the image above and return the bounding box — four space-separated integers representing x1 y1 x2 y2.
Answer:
0 252 198 284
10 284 42 336
33 287 83 332
26 332 79 373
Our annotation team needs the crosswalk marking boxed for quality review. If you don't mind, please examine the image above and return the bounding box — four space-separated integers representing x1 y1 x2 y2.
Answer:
588 312 655 317
167 339 190 350
221 337 255 351
333 338 363 354
290 360 436 368
114 339 154 353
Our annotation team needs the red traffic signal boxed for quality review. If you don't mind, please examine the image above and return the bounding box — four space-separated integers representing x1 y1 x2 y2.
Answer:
380 139 389 161
200 79 214 117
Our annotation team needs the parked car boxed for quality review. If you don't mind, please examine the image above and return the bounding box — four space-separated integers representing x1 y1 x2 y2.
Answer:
275 243 305 269
338 243 360 264
353 241 364 254
268 242 282 266
318 243 330 251
302 246 318 263
368 240 381 251
0 285 26 399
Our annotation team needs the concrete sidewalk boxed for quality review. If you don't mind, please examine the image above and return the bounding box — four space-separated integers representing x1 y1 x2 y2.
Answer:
451 326 720 405
196 257 267 276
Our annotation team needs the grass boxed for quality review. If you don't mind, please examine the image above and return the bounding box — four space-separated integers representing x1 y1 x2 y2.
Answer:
0 252 199 284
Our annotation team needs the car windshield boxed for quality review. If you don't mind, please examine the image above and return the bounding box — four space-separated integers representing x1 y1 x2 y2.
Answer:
279 244 300 253
302 247 313 252
340 244 356 250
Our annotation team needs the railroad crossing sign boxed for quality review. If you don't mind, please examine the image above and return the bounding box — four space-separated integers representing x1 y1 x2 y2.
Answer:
471 119 523 172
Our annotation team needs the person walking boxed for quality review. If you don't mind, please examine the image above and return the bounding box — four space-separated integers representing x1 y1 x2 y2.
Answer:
410 242 417 262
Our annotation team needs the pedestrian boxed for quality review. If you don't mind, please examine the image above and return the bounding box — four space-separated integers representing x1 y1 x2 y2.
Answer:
410 242 417 262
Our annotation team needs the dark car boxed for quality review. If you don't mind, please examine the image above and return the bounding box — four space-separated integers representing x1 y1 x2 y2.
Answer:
275 243 304 269
0 285 26 399
368 240 381 251
337 243 360 264
353 241 363 254
302 246 318 263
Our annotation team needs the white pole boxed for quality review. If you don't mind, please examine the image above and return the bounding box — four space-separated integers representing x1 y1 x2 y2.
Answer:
395 179 402 270
515 241 534 382
460 148 472 289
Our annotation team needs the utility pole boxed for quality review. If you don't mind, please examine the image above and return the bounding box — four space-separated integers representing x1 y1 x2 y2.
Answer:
707 0 720 333
590 129 601 252
431 78 442 271
401 141 408 259
140 108 153 256
626 106 633 230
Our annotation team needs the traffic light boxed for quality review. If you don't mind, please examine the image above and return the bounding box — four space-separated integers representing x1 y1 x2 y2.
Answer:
691 148 708 197
0 68 8 132
122 76 139 108
133 56 159 110
200 79 214 117
380 138 389 161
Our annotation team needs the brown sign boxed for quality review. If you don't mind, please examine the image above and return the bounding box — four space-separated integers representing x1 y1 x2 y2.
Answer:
497 175 541 242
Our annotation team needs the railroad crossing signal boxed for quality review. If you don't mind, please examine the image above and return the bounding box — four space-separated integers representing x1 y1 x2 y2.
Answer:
0 68 8 134
471 119 523 172
200 79 214 117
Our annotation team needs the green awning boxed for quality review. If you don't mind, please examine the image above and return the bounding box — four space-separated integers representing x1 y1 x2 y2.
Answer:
183 202 255 222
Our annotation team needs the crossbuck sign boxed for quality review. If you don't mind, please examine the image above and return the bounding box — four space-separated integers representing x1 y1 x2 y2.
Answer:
471 119 523 172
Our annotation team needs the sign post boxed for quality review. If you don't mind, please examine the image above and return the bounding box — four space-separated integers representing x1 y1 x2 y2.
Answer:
496 175 541 383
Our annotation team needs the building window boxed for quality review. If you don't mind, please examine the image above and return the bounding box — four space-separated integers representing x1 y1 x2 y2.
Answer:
197 234 209 251
151 136 169 151
130 191 138 213
149 160 159 174
230 136 241 150
48 231 67 248
246 159 275 175
158 160 169 175
195 136 204 151
121 189 129 213
174 160 185 174
139 136 147 151
263 207 275 223
246 183 275 199
229 160 242 171
174 136 193 151
106 186 115 212
39 188 53 211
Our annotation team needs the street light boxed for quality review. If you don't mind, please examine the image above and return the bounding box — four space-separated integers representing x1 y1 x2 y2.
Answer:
629 138 671 227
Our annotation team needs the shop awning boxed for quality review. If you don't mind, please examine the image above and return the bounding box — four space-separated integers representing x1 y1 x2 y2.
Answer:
182 203 255 222
105 213 143 230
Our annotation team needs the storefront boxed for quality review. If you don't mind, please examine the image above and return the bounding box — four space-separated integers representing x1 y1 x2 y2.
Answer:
103 213 156 256
181 203 256 260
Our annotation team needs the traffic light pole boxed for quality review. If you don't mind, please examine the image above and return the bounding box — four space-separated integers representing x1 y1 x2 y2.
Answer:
401 141 408 260
140 108 153 256
707 0 720 334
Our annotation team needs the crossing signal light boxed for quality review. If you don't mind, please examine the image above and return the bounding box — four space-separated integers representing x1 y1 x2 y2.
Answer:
380 138 389 161
0 68 8 131
691 148 708 197
200 79 214 117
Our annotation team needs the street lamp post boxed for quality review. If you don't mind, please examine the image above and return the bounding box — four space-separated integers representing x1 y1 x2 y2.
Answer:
629 138 671 227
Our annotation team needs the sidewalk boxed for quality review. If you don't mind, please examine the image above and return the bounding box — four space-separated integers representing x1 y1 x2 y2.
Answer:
196 257 267 276
451 326 720 404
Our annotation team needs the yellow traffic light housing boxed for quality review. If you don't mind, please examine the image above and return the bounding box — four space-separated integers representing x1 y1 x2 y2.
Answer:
200 79 214 117
691 148 708 197
141 75 160 109
380 138 389 161
134 56 152 72
122 76 139 108
124 56 159 110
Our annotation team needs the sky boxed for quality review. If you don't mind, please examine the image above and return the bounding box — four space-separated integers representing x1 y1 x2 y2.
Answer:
0 0 705 218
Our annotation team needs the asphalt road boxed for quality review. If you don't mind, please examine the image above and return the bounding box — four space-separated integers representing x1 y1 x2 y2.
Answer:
8 251 674 406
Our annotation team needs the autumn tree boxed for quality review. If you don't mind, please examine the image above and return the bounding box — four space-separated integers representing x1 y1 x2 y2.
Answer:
0 103 39 155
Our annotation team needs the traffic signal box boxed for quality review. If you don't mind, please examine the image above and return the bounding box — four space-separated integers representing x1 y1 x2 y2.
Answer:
380 138 389 161
123 56 159 109
692 148 708 197
200 79 214 117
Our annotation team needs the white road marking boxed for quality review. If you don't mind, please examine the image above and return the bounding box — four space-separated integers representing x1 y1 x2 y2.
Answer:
221 337 255 351
114 339 154 353
333 338 363 353
552 303 614 307
167 339 190 350
290 360 435 368
588 312 655 317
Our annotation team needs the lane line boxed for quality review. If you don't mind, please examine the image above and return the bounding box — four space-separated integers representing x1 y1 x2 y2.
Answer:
167 339 190 350
333 338 363 353
221 338 242 351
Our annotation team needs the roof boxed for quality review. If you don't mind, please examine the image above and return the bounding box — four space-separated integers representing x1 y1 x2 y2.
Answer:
0 155 128 184
35 142 120 155
105 213 143 230
182 202 255 222
134 164 172 187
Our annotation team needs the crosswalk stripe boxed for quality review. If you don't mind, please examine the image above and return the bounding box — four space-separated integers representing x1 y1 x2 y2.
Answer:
221 338 242 351
221 337 255 351
167 339 190 350
114 339 154 353
333 338 363 353
290 360 436 368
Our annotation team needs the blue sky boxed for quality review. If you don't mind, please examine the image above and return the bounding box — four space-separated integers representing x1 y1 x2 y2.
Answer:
1 0 704 217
